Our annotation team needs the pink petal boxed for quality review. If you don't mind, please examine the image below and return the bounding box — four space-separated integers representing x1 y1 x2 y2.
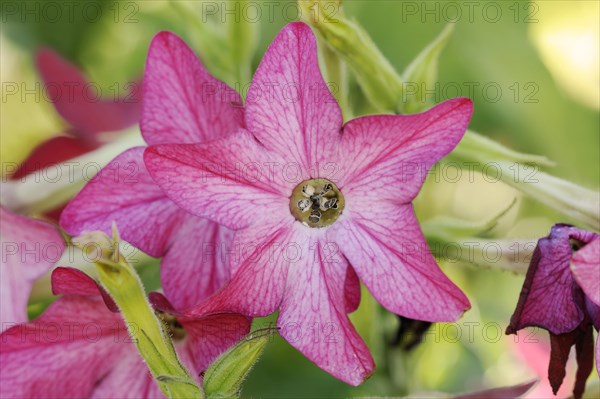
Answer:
161 217 233 309
60 147 184 258
90 347 164 399
0 297 125 398
332 203 470 322
182 314 251 373
36 48 140 140
245 22 343 171
571 237 600 307
278 236 374 386
187 218 296 318
51 267 118 312
507 225 594 335
10 135 97 179
141 31 244 146
337 98 473 203
344 264 361 313
0 207 65 331
144 132 292 230
61 148 233 307
149 293 252 374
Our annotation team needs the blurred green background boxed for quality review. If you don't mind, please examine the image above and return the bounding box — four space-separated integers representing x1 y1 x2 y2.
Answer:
2 0 598 397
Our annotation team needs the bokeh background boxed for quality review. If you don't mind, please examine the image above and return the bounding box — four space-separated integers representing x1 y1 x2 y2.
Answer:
1 1 598 397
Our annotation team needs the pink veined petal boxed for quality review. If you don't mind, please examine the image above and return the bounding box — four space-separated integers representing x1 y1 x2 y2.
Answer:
245 22 343 172
571 237 600 307
148 292 251 374
91 346 164 399
60 147 184 258
36 48 140 140
277 235 374 386
507 225 593 335
181 313 251 373
344 263 361 313
161 218 233 310
337 98 473 203
0 297 126 399
187 217 296 318
141 31 244 146
332 202 470 322
51 267 118 312
144 131 292 230
0 207 65 332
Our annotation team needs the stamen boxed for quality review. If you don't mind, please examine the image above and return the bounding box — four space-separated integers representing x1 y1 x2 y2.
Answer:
290 178 344 228
297 199 310 212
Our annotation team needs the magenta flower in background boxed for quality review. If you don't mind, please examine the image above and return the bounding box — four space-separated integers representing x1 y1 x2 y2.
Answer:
0 206 65 332
10 49 141 221
0 267 250 398
506 224 600 399
60 32 244 309
144 22 472 385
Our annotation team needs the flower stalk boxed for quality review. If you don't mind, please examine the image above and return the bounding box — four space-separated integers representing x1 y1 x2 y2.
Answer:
73 226 203 399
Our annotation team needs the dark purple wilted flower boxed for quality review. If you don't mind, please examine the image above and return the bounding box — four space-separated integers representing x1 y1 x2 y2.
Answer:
506 224 600 399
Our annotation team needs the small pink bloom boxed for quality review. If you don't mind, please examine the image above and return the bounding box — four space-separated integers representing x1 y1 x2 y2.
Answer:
60 32 244 309
506 224 600 399
0 206 65 332
0 267 250 398
144 22 472 385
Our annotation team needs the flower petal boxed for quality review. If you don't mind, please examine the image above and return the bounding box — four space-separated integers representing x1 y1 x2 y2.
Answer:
344 264 361 313
333 203 470 322
161 218 233 310
144 132 291 230
182 314 251 373
141 31 244 146
507 225 593 335
571 237 600 307
337 98 473 203
60 147 183 258
0 207 65 331
277 236 374 386
187 218 296 318
51 267 118 312
36 48 140 140
90 347 163 399
245 22 343 171
0 297 125 398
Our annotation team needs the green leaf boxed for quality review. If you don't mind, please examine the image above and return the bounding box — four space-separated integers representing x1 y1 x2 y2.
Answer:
400 24 454 113
203 328 274 399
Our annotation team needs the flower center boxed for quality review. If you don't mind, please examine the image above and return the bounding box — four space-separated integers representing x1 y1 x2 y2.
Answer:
289 178 345 228
158 312 187 341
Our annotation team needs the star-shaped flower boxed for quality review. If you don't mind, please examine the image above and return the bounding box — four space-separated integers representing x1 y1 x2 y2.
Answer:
144 22 472 385
60 32 244 310
506 224 600 399
0 267 249 398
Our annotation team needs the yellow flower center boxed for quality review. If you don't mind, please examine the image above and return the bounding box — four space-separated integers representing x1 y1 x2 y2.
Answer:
289 178 345 228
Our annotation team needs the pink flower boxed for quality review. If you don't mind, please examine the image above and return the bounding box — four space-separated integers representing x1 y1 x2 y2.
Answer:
0 206 65 332
0 267 249 398
144 22 472 385
60 32 244 310
10 49 141 221
506 224 600 399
